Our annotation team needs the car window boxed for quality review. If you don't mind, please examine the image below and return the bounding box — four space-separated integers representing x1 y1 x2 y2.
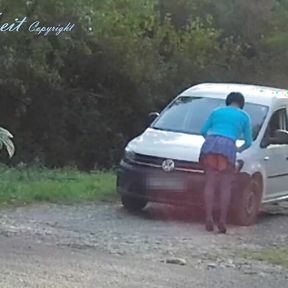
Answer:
152 96 268 140
261 108 288 146
267 109 287 136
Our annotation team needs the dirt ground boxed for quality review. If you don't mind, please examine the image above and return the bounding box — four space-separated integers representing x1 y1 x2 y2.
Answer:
0 202 288 288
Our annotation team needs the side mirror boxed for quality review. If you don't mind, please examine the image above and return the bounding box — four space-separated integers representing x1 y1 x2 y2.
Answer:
148 112 160 121
268 129 288 145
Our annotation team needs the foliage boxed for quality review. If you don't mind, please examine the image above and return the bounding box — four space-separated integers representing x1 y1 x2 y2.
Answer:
0 0 287 169
242 246 288 269
0 164 116 206
0 127 15 158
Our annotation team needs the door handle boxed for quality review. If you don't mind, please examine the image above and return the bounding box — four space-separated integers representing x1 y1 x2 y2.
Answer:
264 156 270 161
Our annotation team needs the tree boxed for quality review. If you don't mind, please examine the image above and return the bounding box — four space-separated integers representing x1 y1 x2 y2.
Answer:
0 0 287 169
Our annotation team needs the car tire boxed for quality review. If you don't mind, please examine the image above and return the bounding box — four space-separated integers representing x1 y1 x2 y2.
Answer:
231 176 262 226
121 195 148 212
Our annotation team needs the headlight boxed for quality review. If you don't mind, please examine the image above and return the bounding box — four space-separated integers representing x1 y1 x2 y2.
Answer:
124 148 136 162
236 159 244 172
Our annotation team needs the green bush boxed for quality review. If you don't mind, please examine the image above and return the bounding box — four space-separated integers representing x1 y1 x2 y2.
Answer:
0 0 287 169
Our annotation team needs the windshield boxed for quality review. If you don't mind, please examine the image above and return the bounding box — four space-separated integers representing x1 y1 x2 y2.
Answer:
151 96 268 140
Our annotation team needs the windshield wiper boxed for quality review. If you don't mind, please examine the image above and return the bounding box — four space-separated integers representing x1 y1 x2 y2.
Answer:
151 127 195 134
150 126 167 131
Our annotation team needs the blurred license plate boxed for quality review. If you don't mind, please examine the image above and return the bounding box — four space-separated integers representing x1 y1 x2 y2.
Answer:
146 177 184 190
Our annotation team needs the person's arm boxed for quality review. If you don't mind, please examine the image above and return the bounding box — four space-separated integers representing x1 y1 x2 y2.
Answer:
200 111 214 138
238 114 253 153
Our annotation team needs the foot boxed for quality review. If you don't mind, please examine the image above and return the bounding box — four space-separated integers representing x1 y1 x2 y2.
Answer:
217 222 227 234
205 219 214 232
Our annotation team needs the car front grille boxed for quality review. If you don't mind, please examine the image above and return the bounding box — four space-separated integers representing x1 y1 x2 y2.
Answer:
132 153 204 174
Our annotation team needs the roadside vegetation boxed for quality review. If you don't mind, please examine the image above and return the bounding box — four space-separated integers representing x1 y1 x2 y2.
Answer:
242 247 288 269
0 165 116 206
1 0 288 170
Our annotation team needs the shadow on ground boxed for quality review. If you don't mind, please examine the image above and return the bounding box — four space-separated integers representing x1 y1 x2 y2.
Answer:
119 201 288 227
257 202 288 223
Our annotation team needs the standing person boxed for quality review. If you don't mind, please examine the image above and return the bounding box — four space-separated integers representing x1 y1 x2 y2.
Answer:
199 92 253 233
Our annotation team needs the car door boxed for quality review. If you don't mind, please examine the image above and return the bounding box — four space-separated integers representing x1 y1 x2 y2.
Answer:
261 108 288 199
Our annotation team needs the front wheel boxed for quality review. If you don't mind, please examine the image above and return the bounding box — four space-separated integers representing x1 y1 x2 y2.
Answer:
232 176 262 226
121 195 148 212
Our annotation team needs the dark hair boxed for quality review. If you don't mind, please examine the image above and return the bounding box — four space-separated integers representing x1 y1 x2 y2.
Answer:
225 92 245 109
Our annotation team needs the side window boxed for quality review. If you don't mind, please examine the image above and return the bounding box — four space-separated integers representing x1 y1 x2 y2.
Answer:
261 108 288 147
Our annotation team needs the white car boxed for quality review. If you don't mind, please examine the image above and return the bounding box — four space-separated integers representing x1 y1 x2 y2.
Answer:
117 83 288 226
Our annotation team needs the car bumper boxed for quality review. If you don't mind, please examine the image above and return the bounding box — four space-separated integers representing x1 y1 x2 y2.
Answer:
117 160 251 207
117 160 207 206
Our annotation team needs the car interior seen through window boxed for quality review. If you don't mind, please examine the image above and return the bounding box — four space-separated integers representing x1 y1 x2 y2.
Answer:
152 96 268 140
261 108 288 147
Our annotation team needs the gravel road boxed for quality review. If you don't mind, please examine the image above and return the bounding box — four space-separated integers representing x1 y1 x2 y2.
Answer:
0 202 288 287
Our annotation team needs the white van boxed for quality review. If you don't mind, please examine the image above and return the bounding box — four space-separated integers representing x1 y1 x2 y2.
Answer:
117 83 288 226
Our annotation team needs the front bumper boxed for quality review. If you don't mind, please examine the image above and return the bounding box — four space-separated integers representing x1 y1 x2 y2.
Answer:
117 159 251 207
117 160 206 206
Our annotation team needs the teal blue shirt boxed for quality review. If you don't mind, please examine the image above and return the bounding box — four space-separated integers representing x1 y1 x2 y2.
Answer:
200 106 253 153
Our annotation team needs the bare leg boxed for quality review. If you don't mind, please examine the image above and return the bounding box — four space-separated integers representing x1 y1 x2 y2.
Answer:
204 169 217 230
218 170 234 233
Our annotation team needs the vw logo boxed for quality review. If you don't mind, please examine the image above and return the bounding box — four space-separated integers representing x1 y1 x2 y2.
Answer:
162 159 175 172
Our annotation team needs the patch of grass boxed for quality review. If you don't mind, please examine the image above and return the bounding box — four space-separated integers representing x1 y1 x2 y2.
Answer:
0 164 116 206
241 247 288 268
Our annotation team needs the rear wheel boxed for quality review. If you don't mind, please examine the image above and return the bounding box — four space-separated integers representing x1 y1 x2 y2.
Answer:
232 176 262 226
121 195 148 212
